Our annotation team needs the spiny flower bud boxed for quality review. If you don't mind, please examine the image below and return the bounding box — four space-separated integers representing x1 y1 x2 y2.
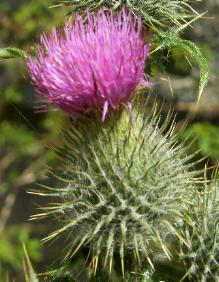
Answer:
65 0 199 30
27 9 149 121
32 98 201 277
181 180 219 281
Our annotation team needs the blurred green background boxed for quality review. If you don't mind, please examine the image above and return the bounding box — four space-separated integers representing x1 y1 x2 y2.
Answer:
0 1 68 280
0 0 218 281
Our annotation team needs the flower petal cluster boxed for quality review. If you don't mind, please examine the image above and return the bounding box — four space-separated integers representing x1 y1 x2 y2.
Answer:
27 9 149 120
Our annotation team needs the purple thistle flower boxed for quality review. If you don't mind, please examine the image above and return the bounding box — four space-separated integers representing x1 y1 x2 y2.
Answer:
27 9 150 121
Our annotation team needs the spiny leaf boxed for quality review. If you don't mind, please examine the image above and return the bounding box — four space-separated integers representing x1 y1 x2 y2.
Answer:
0 47 27 60
152 28 209 102
23 244 39 282
177 39 209 103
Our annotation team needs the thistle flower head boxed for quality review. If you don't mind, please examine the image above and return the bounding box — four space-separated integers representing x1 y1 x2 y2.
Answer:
27 9 149 121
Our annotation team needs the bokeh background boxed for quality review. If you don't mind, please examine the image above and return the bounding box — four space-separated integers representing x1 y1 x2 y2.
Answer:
0 1 218 281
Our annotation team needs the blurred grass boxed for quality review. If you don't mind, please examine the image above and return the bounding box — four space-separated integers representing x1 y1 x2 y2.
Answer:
0 0 67 280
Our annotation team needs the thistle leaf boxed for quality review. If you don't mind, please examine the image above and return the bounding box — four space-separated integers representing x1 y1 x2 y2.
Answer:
0 47 27 60
152 28 209 102
176 39 209 103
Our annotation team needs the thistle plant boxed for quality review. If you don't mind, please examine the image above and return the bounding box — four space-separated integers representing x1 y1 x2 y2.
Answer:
25 2 214 281
1 0 216 281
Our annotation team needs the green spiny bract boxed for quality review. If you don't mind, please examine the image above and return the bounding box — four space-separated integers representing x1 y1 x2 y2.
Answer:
32 98 201 276
180 178 219 281
62 0 200 30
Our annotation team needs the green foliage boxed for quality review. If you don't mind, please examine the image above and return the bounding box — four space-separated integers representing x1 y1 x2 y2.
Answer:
0 121 39 157
0 1 66 280
32 98 201 279
0 122 39 198
152 24 209 103
0 227 41 273
166 50 189 76
0 47 27 59
182 123 219 161
62 0 200 30
0 0 66 47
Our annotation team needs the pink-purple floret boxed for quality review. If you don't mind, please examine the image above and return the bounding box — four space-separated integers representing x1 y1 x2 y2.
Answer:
27 9 150 121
